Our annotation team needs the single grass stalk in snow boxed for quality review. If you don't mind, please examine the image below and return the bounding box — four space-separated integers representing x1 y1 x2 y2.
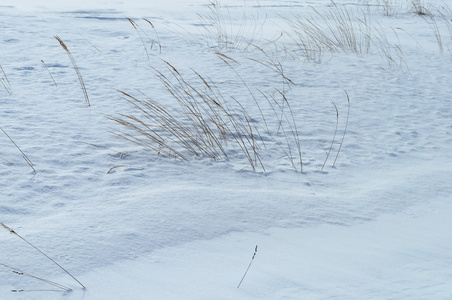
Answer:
322 91 350 170
0 264 72 292
0 64 12 95
0 223 85 289
322 101 339 171
54 36 90 106
78 33 102 53
333 91 350 167
0 64 11 86
237 245 258 288
1 78 12 96
41 60 57 87
0 127 35 172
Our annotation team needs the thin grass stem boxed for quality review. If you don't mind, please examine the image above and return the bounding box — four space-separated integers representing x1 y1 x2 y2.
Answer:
1 223 85 289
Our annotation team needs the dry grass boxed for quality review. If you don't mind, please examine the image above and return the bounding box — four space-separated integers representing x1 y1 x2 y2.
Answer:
196 1 266 50
109 59 303 172
321 91 350 171
1 223 85 291
284 2 374 61
127 17 162 59
54 35 90 106
0 64 12 95
41 60 57 87
284 1 409 72
0 127 35 172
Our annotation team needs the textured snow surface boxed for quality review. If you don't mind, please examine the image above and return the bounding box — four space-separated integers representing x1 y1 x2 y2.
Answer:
1 0 451 299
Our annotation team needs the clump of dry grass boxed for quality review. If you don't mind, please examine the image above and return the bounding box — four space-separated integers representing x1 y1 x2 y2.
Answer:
54 36 90 106
109 58 303 172
284 1 409 72
410 0 432 16
109 61 267 171
284 2 374 61
196 1 266 50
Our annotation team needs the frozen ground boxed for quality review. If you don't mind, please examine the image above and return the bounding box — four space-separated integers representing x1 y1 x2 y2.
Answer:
1 0 451 299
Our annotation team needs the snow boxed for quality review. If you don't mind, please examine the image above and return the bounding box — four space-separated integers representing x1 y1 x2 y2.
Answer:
1 0 452 299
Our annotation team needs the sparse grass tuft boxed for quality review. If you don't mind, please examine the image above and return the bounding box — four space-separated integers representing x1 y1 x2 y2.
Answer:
109 59 303 172
410 0 432 16
196 1 266 50
127 17 162 58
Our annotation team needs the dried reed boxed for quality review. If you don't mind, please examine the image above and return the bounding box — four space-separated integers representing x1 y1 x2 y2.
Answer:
54 36 90 106
0 263 72 292
196 1 266 49
1 64 12 95
142 18 162 53
0 127 35 172
1 223 85 289
127 18 150 60
321 91 350 171
41 60 57 86
237 245 258 288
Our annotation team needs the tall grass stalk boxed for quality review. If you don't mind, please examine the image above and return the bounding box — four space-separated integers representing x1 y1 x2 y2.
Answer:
237 245 258 288
1 65 12 95
0 264 72 292
321 91 350 170
41 60 57 87
0 127 35 172
1 78 12 96
54 36 90 106
333 91 350 166
0 223 85 289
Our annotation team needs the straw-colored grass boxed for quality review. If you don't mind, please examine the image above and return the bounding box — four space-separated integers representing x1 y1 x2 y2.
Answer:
1 223 85 291
0 64 12 95
55 36 90 106
196 1 266 50
109 59 303 172
1 127 35 172
284 1 410 72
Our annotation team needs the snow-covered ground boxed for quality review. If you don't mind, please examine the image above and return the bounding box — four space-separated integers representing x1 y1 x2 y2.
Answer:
1 0 451 299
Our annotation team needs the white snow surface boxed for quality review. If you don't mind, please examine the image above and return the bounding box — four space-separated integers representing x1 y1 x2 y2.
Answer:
1 0 452 299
